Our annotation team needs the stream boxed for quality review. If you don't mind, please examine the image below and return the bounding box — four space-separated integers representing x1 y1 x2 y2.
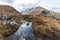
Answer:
4 21 34 40
4 20 53 40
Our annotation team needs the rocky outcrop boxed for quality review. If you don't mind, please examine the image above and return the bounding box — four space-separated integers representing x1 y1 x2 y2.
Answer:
40 10 52 17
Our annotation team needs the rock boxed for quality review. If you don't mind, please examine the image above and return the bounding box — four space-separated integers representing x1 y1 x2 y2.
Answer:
54 15 60 20
40 10 52 17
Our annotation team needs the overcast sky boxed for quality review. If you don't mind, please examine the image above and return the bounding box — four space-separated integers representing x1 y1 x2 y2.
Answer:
0 0 60 13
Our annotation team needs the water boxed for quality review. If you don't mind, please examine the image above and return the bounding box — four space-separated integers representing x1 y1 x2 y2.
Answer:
4 21 34 40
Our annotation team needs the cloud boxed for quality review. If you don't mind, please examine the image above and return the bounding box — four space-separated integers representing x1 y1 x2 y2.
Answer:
12 0 52 12
36 0 60 13
0 0 60 13
0 0 14 4
13 0 39 5
12 0 40 12
0 1 9 5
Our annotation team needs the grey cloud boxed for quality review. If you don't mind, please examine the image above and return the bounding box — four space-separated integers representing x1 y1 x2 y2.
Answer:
0 0 15 4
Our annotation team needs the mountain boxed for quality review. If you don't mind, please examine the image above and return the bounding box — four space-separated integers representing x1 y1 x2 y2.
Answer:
0 5 19 13
23 7 60 19
0 5 60 40
0 5 21 16
23 7 44 15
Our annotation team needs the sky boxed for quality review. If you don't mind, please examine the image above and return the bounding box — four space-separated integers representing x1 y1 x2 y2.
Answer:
0 0 60 13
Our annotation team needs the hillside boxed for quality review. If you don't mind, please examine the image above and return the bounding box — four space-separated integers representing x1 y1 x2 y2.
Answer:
22 7 60 40
23 7 60 19
0 5 60 40
0 5 21 40
23 7 44 15
22 15 60 40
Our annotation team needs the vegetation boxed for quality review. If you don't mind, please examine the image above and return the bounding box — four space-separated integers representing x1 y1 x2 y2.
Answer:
22 15 60 40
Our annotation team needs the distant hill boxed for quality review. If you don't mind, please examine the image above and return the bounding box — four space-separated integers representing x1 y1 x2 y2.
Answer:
0 5 21 17
23 7 60 15
23 7 60 19
23 7 44 15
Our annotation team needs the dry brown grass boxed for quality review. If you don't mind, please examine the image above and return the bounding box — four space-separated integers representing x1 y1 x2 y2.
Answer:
22 15 60 40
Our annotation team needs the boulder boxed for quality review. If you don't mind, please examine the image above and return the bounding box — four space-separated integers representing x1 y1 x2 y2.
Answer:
40 10 52 17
